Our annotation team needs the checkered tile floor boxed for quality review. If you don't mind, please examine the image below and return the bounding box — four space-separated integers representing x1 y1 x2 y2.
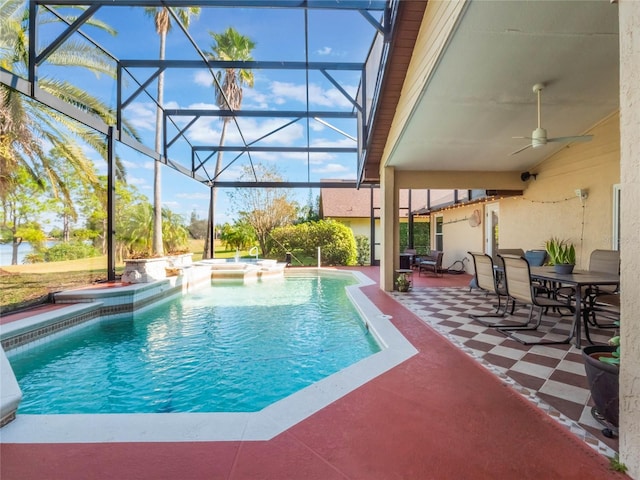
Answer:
390 286 619 457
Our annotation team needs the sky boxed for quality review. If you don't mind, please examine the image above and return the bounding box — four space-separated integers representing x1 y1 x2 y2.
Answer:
35 3 382 226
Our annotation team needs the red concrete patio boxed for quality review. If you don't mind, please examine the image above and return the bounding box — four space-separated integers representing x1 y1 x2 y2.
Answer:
0 267 625 479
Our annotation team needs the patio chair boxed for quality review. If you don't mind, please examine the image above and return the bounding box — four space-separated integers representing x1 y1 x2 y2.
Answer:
497 254 575 345
418 250 444 277
493 248 525 285
467 252 515 325
582 292 620 344
556 249 619 327
494 248 525 271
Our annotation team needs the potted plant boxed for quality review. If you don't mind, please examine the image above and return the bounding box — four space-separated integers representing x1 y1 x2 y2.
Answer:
545 237 576 274
395 272 412 292
582 327 620 438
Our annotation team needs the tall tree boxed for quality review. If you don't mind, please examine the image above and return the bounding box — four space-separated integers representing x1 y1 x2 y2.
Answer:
0 167 49 264
204 27 256 258
227 164 298 257
144 6 200 257
0 1 139 205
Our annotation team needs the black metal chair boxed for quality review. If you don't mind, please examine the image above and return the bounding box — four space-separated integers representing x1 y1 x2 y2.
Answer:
582 292 620 344
556 249 619 330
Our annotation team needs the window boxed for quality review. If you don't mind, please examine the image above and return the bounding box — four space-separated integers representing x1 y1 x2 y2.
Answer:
613 184 621 250
434 215 444 251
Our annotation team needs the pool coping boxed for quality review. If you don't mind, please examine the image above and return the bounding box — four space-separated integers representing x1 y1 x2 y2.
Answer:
0 268 418 443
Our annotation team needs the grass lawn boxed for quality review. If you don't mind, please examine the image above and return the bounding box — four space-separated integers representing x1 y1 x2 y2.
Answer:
0 240 318 315
0 255 123 313
2 240 231 314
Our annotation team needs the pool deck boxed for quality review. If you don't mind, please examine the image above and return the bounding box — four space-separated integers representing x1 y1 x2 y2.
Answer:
0 267 625 479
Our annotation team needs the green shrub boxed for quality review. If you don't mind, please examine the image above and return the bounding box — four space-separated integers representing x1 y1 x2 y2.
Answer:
355 235 370 266
23 252 45 264
268 224 302 260
44 242 101 262
400 222 430 254
270 220 357 266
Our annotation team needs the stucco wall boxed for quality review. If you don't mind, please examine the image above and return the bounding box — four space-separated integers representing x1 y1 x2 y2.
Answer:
498 113 620 269
437 205 484 273
332 217 382 263
619 1 640 476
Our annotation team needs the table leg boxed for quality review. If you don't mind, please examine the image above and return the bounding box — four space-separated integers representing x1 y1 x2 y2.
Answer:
574 287 582 349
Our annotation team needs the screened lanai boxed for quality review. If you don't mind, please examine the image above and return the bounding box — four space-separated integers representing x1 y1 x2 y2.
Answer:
1 0 423 276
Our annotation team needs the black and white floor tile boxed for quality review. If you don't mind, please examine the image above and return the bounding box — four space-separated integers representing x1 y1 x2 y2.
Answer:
390 287 619 458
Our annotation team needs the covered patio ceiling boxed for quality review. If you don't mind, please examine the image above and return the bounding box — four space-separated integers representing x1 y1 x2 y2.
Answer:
363 0 620 183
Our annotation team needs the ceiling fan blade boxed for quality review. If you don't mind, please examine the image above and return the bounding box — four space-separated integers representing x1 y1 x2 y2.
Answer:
512 136 532 140
510 143 533 155
547 135 593 143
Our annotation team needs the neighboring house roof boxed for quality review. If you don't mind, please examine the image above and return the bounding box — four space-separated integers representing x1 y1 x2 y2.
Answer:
319 181 428 218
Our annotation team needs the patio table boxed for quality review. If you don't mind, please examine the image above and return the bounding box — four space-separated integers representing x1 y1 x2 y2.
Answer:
529 267 620 348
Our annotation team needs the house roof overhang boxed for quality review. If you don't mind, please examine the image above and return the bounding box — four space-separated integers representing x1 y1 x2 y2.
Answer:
361 0 620 186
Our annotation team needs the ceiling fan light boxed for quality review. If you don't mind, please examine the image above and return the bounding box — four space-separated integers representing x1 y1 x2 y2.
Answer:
532 127 547 140
531 127 547 148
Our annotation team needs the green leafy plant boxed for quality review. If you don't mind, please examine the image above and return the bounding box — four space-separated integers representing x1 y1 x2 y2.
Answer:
395 273 411 291
609 454 627 473
355 235 370 266
600 322 621 366
545 237 576 265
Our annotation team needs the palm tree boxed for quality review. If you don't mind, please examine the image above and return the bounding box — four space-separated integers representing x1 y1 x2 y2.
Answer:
0 1 139 213
144 6 200 258
204 27 256 258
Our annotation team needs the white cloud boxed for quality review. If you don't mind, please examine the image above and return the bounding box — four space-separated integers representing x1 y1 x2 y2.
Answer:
311 163 354 179
121 159 137 169
312 136 357 148
183 117 221 143
243 89 270 109
125 102 156 131
187 102 218 110
307 151 338 163
312 163 348 173
176 192 210 200
240 118 304 145
316 46 332 56
127 176 148 186
269 81 356 108
194 70 215 87
309 121 325 132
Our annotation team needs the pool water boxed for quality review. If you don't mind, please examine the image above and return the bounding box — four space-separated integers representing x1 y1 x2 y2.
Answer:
10 275 380 414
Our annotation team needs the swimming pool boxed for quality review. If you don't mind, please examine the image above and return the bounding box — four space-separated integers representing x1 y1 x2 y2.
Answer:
9 275 380 414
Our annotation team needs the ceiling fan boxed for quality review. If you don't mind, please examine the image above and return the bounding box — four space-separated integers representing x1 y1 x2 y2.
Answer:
511 83 593 155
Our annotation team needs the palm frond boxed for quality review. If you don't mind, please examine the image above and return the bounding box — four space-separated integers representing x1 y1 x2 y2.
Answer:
46 41 116 78
39 7 118 37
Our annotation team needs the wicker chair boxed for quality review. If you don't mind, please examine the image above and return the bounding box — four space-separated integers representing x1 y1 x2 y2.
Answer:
418 250 444 277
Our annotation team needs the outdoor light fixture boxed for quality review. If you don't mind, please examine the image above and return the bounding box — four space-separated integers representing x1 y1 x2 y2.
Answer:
576 189 588 202
520 171 537 182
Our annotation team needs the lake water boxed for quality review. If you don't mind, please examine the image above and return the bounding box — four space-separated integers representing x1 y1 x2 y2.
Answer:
0 242 55 266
